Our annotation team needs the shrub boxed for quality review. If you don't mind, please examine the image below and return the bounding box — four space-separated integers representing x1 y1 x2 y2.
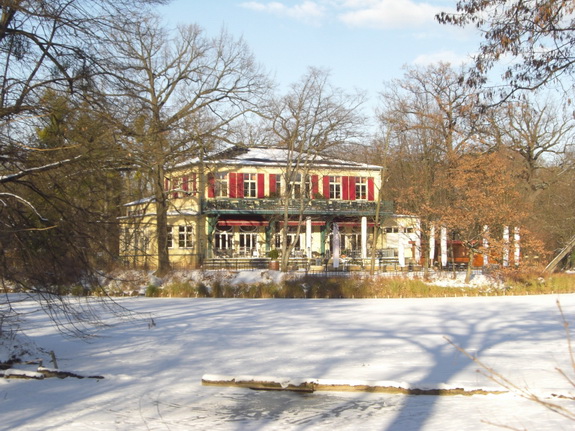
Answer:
145 285 161 297
70 285 89 296
196 283 210 297
163 281 197 298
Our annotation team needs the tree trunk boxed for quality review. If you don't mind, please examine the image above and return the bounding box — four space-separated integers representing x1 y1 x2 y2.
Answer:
465 249 474 284
153 165 171 276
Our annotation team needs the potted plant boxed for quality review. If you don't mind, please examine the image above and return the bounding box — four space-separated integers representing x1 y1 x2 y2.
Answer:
268 249 280 270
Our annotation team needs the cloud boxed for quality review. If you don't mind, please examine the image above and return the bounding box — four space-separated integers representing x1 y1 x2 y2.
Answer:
337 0 443 29
240 1 326 23
413 50 472 67
240 0 452 29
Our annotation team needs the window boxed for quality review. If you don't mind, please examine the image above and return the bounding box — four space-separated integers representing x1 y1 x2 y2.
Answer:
182 174 197 195
274 227 301 251
355 177 368 200
292 173 302 198
384 227 399 233
121 228 131 253
340 227 361 253
178 225 193 248
171 177 181 198
215 173 228 197
167 226 173 248
274 174 282 197
133 230 150 252
329 176 341 199
214 226 233 251
244 173 257 198
292 173 311 198
238 225 258 256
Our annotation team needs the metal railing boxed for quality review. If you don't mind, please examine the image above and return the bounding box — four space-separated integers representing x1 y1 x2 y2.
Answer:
202 197 393 216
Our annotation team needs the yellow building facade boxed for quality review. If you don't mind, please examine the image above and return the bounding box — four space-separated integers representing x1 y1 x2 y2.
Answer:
120 146 421 270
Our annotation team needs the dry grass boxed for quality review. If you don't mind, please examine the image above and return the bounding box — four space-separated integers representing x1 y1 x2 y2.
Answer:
99 267 575 299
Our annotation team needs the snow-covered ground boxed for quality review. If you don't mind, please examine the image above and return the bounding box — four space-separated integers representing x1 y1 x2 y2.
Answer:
2 293 575 430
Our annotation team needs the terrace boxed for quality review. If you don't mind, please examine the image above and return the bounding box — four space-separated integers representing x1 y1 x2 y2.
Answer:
201 198 393 217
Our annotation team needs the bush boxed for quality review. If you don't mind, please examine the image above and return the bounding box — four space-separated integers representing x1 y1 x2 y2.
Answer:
145 285 161 297
70 285 89 296
163 281 197 298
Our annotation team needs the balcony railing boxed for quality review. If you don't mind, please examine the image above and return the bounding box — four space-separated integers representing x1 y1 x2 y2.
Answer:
201 198 393 217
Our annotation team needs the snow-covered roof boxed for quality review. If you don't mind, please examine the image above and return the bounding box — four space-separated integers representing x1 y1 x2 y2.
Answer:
174 146 382 171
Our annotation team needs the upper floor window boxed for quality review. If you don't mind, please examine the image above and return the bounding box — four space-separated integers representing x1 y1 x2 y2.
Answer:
329 176 341 199
215 172 228 197
166 174 197 198
292 173 312 198
244 173 257 198
274 174 282 197
355 177 368 200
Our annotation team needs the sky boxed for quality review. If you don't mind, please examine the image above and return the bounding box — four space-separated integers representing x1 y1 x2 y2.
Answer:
158 0 481 114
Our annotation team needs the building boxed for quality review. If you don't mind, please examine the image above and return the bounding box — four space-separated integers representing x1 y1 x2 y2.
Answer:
120 145 421 270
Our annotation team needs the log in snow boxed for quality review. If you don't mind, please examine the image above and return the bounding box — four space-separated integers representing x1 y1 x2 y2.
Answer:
201 374 507 396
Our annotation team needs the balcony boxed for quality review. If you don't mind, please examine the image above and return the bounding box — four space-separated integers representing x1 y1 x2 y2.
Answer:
201 198 393 217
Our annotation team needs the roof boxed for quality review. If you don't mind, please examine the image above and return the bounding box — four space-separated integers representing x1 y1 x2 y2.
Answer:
174 145 383 171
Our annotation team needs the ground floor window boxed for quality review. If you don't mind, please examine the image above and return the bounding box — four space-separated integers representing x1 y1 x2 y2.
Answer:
238 225 258 256
274 227 301 252
214 226 233 254
167 226 173 248
178 225 193 248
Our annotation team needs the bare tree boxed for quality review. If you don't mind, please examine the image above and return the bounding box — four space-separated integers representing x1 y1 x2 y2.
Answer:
488 99 575 200
102 17 270 275
0 0 168 341
263 68 366 271
437 0 575 98
377 63 481 270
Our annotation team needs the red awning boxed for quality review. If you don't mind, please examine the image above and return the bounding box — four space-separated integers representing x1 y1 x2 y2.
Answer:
217 220 268 226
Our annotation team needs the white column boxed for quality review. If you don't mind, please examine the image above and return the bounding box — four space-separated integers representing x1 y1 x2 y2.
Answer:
414 222 421 264
440 226 447 267
503 226 510 267
429 225 436 264
361 216 368 259
398 228 405 267
306 217 312 259
514 227 520 266
482 225 489 266
332 223 340 268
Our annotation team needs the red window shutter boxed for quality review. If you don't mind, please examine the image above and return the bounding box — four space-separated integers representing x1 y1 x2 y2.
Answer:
349 176 356 201
164 178 170 191
229 173 237 198
237 173 244 198
182 176 189 192
257 173 265 198
269 174 277 194
342 176 349 200
207 173 215 198
311 175 319 197
191 173 197 194
323 175 330 198
368 178 375 201
172 177 179 199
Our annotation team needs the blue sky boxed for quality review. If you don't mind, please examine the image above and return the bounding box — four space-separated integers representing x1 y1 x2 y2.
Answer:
159 1 480 112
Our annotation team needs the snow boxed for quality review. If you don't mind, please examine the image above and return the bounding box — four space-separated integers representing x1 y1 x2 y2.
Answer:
2 294 575 430
175 146 383 170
